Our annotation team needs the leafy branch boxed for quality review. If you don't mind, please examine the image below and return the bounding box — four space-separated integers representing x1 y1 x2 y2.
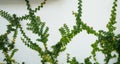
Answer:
0 0 119 64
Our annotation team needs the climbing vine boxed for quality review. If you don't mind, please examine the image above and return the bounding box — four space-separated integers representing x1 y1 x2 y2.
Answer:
0 0 119 64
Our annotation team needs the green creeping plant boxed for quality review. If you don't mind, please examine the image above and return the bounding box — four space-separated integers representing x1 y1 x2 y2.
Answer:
0 0 119 64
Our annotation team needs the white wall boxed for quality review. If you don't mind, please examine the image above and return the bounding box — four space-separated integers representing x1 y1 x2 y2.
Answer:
0 0 120 64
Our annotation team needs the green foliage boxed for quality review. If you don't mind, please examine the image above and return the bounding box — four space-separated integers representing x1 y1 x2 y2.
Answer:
67 54 79 64
91 0 119 64
0 0 119 64
107 0 117 32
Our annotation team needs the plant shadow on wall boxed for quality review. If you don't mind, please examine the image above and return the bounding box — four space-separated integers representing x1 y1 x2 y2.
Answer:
0 0 120 64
